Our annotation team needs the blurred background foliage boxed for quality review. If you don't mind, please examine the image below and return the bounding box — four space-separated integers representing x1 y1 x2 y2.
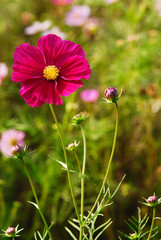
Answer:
0 0 161 239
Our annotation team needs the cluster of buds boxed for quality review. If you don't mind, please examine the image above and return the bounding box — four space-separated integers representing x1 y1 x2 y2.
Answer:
1 225 23 238
72 111 89 125
66 141 80 152
104 87 121 103
11 144 26 159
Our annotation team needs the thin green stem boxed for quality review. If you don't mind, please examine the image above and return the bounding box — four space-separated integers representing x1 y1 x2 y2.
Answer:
21 160 53 240
12 237 15 240
79 124 87 240
147 208 156 240
83 102 118 225
74 151 82 173
49 104 81 224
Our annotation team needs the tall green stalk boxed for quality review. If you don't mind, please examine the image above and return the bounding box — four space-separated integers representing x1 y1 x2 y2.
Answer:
49 104 80 224
79 124 87 240
74 151 81 173
147 207 156 240
83 102 118 224
20 158 53 240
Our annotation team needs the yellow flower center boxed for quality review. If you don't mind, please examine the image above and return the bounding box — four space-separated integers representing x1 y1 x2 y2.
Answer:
43 65 59 81
10 139 18 146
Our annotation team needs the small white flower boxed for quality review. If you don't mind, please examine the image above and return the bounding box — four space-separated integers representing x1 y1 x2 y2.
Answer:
151 99 161 113
24 20 52 35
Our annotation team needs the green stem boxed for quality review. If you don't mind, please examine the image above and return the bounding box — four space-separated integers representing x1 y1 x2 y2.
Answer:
74 151 82 173
21 160 53 240
147 207 156 240
49 104 81 224
83 102 118 225
12 237 15 240
79 124 87 240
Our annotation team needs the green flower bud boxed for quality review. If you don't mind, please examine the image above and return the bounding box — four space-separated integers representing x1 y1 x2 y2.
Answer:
72 111 88 125
66 141 80 152
129 233 138 239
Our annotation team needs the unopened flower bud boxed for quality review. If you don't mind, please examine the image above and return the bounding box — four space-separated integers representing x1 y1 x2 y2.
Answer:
6 227 15 236
72 111 88 125
1 224 23 238
66 141 79 151
104 87 119 103
140 195 161 207
147 196 158 205
129 233 137 239
11 144 26 158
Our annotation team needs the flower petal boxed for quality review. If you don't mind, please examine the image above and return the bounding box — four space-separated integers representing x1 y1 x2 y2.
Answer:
37 34 62 65
12 43 46 82
37 34 86 68
19 79 45 107
34 80 63 105
13 43 46 68
57 78 83 96
27 96 45 107
12 71 42 82
59 55 91 80
54 40 85 67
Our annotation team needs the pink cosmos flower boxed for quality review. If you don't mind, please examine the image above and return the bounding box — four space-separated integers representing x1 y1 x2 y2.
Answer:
0 63 8 85
65 5 91 27
12 34 91 107
0 129 25 157
80 89 99 102
52 0 73 5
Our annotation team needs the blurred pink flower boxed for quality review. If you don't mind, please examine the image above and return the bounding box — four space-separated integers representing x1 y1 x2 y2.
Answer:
65 5 91 26
0 63 8 85
127 34 138 42
0 129 25 157
83 17 100 37
80 89 99 102
24 20 52 35
52 0 73 5
154 0 161 16
12 34 91 107
104 0 119 4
